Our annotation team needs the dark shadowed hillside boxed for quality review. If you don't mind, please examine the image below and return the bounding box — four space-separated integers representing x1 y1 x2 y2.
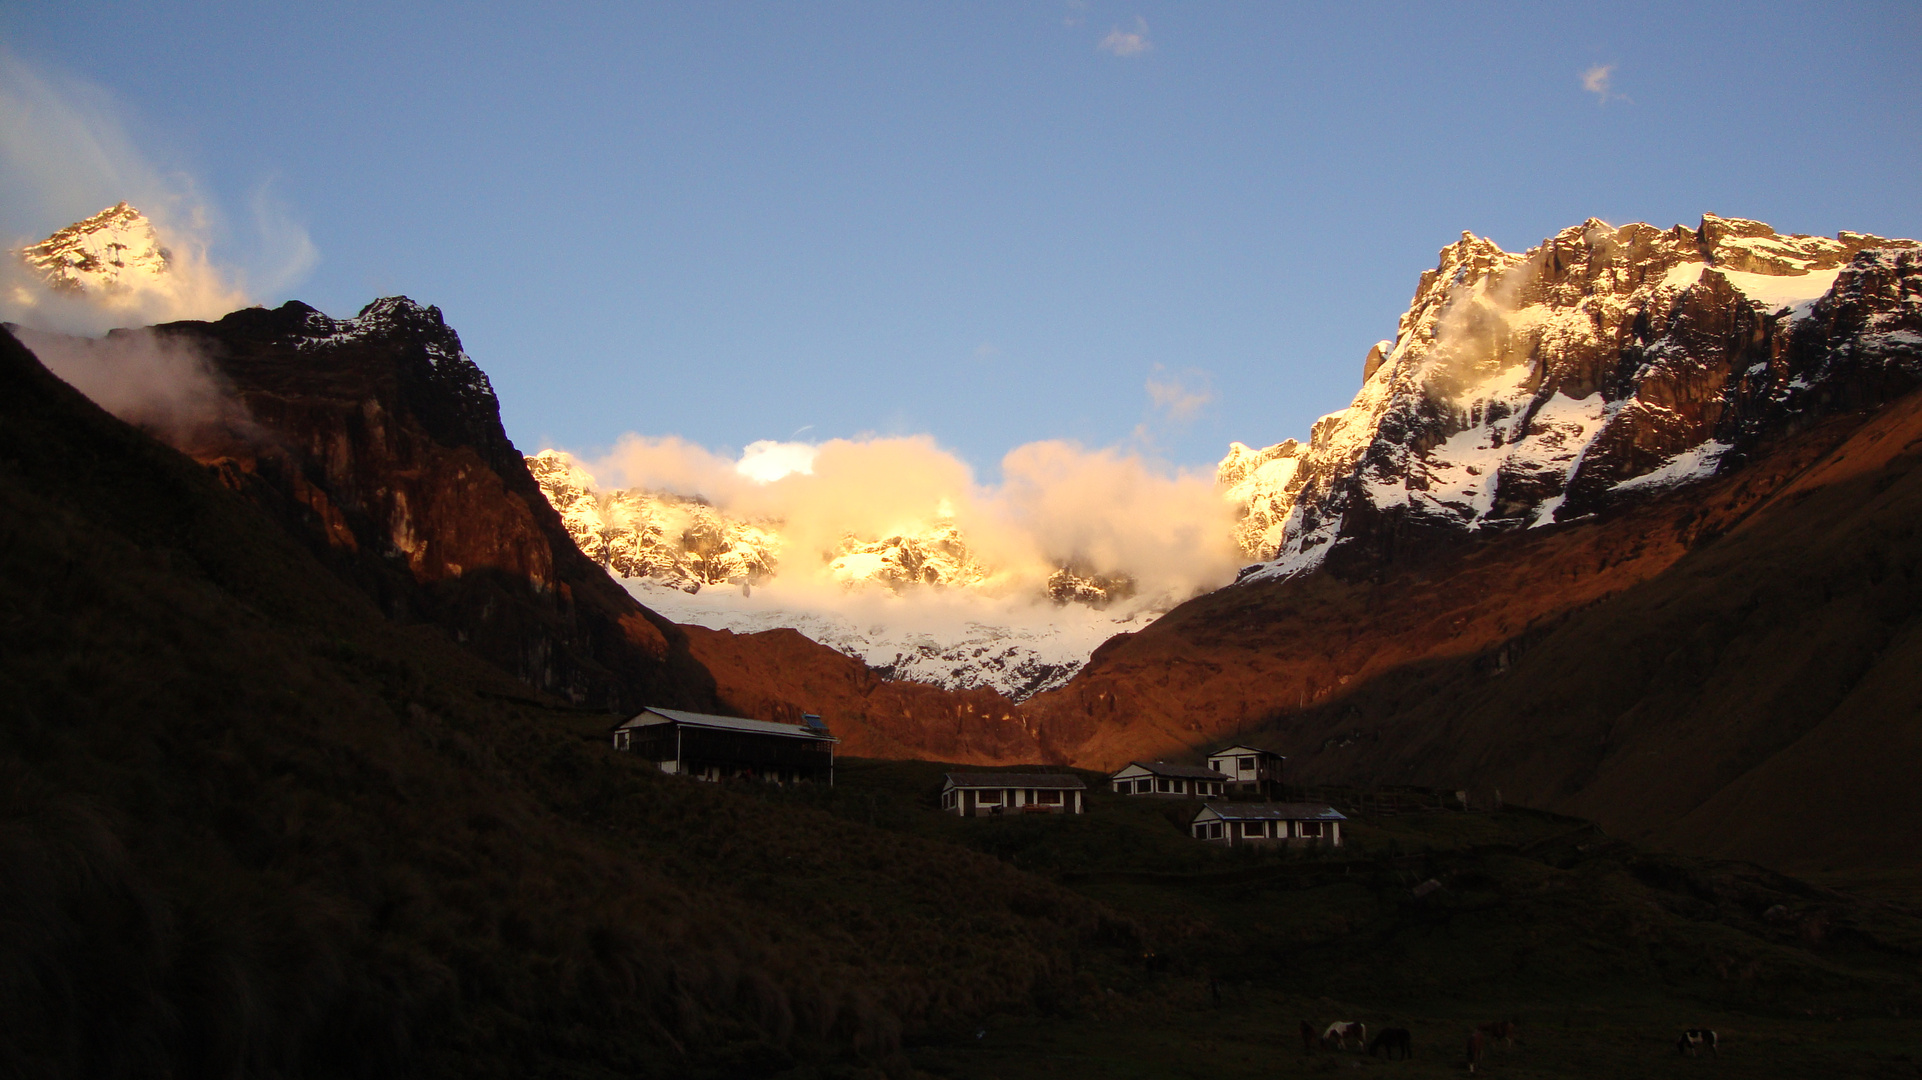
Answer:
1025 389 1922 875
0 325 1134 1078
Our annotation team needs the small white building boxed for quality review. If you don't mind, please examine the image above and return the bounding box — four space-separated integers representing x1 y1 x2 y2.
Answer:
1108 761 1226 799
1190 802 1345 847
942 772 1087 817
1205 744 1286 794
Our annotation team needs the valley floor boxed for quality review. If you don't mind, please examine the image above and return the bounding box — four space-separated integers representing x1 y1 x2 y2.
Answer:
762 760 1922 1080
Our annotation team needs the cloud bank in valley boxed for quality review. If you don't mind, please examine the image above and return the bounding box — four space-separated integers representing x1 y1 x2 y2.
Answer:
12 325 251 452
585 429 1243 606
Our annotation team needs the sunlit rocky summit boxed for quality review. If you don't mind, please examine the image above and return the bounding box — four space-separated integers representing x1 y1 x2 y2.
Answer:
17 201 174 295
1221 214 1921 580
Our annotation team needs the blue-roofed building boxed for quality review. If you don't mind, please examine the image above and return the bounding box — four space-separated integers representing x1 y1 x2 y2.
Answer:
612 707 838 785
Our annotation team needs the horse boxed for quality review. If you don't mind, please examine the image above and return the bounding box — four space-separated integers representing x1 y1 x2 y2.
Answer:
1321 1021 1365 1051
1299 1020 1318 1053
1368 1027 1412 1059
1476 1019 1517 1048
1677 1029 1718 1057
1466 1029 1485 1073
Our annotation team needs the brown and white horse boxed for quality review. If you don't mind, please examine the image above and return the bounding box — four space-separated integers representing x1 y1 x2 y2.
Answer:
1677 1029 1718 1057
1321 1021 1366 1051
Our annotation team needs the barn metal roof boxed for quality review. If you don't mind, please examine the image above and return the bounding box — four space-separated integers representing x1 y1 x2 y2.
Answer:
1196 802 1346 822
1113 761 1226 781
615 707 839 741
943 772 1087 790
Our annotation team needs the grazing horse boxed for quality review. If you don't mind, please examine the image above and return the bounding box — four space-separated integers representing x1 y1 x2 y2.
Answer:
1677 1029 1718 1057
1321 1021 1366 1051
1368 1026 1412 1059
1300 1020 1318 1053
1476 1019 1517 1048
1466 1029 1485 1073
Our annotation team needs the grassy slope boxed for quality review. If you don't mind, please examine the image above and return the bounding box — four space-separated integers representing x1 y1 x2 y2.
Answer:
814 761 1922 1079
0 328 1137 1079
1230 390 1922 876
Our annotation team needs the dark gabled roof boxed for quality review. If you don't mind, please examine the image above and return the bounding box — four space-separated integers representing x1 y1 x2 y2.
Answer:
614 707 839 742
1114 761 1225 781
1208 744 1285 759
1197 802 1346 822
944 772 1087 791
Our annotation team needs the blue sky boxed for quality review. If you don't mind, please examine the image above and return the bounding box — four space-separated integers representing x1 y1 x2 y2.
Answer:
4 1 1919 479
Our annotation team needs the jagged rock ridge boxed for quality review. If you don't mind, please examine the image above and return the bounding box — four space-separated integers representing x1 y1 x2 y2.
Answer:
1221 214 1921 580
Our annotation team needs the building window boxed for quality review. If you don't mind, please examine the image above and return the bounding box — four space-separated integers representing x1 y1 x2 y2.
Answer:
943 791 955 809
1298 821 1323 837
1037 790 1061 805
1209 822 1223 839
978 790 1001 805
1156 778 1170 793
1241 821 1265 838
1238 756 1255 770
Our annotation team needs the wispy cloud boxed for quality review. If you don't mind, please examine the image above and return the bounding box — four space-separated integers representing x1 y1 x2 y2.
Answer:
1098 16 1152 57
1145 365 1213 422
1580 63 1629 105
1062 0 1090 28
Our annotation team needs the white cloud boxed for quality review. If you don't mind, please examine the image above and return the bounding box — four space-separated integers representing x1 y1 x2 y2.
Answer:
584 430 1240 604
1580 63 1627 105
1145 365 1213 423
736 439 819 482
1098 17 1152 57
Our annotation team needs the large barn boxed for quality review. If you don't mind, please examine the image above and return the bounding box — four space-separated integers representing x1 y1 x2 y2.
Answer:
612 707 838 785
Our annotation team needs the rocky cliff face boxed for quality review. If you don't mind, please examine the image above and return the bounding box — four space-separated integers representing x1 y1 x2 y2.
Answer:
1224 215 1921 579
123 297 724 713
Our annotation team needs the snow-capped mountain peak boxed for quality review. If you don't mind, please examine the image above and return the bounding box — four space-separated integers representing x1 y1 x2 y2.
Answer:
1223 214 1921 583
19 203 172 295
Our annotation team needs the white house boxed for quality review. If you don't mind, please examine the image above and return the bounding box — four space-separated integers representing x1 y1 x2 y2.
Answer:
942 772 1087 817
1108 761 1226 799
1205 744 1286 794
612 707 837 784
1189 802 1345 847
